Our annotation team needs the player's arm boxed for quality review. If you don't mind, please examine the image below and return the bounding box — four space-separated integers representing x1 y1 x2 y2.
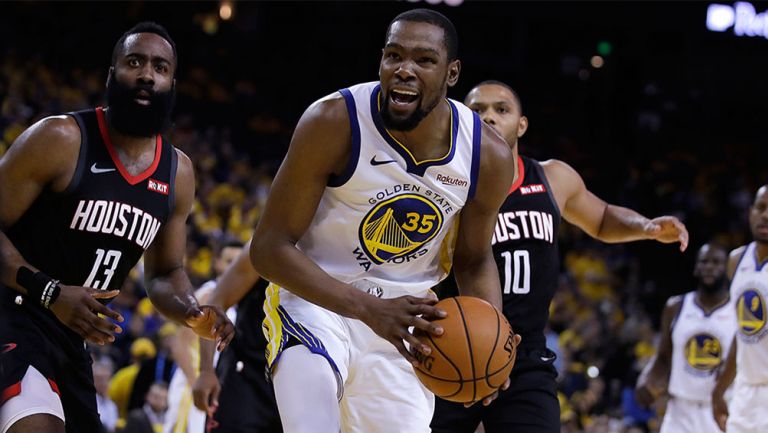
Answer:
0 116 122 343
635 295 681 406
453 122 515 311
143 150 234 348
711 246 744 430
452 122 521 406
194 242 260 413
542 159 688 251
250 95 444 364
712 335 736 432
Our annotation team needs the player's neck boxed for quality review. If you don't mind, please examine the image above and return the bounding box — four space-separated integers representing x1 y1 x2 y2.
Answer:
388 99 451 160
106 122 157 159
695 287 728 311
755 241 768 263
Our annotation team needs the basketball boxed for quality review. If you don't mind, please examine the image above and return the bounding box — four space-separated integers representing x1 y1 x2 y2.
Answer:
413 296 517 403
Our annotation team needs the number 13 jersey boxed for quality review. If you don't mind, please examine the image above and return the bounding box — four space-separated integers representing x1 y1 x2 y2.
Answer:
6 107 176 294
491 156 561 349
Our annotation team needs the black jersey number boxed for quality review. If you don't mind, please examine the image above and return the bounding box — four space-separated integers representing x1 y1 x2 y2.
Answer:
501 250 530 294
84 249 122 290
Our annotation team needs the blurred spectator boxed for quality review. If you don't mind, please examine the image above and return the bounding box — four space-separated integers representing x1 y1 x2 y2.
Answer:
94 357 119 433
110 337 158 427
124 381 169 433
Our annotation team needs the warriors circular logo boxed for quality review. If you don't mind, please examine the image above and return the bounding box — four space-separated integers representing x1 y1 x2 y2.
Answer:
684 333 722 372
737 289 766 337
359 193 443 264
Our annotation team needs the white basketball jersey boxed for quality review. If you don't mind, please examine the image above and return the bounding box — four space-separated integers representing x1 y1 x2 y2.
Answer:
730 242 768 385
296 82 482 294
668 291 735 401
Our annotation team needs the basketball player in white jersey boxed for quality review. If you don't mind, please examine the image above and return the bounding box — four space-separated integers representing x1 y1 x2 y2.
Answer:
164 241 242 433
635 243 734 433
249 9 519 433
712 185 768 433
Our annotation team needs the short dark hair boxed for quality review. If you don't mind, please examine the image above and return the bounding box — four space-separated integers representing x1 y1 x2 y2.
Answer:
386 9 458 61
474 80 524 114
112 21 177 66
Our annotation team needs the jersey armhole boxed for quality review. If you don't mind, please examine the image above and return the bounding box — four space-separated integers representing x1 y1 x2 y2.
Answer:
168 145 179 216
62 112 88 194
327 88 360 188
467 112 482 200
533 160 562 220
669 294 687 331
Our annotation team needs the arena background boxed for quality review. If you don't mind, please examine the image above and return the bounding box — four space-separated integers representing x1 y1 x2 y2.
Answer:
1 1 767 432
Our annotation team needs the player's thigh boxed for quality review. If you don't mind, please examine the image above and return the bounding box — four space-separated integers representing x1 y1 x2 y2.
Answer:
213 356 282 433
727 382 768 433
342 326 434 433
1 366 65 433
430 397 482 433
482 370 559 433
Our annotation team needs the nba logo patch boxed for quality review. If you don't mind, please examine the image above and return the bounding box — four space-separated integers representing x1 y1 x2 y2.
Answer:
147 178 169 195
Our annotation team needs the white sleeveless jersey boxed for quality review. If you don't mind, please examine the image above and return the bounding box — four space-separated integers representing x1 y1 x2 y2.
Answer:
668 291 735 401
730 242 768 385
296 82 482 294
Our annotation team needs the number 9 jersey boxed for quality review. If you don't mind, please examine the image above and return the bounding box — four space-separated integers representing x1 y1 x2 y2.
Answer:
491 156 561 350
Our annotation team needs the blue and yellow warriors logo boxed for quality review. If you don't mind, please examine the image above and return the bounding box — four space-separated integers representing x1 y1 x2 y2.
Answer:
684 333 722 373
359 193 443 264
737 289 766 338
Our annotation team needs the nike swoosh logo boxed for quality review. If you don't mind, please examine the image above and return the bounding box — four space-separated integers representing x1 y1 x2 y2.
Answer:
90 163 116 174
540 355 555 362
2 343 17 353
370 156 397 166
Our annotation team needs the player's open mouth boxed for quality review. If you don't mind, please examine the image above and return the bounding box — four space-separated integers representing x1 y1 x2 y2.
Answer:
134 90 152 106
389 88 419 108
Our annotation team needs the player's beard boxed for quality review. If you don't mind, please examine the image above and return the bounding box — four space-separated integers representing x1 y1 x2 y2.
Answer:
700 274 727 295
380 92 441 132
106 72 176 137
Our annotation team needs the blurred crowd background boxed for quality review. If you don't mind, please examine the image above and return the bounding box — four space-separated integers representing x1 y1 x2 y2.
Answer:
2 1 767 432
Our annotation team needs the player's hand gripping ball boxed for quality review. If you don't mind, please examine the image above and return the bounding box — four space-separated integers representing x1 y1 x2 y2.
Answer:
412 296 518 403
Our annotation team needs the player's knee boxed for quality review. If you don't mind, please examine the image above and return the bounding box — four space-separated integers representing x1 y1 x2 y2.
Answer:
6 413 65 433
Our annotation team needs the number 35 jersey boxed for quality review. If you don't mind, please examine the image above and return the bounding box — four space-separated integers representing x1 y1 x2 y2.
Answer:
491 156 560 349
6 107 176 293
296 82 481 294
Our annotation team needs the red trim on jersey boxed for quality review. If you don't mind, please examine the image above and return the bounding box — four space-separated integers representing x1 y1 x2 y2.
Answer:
508 156 525 194
47 378 60 396
1 382 21 405
95 107 162 186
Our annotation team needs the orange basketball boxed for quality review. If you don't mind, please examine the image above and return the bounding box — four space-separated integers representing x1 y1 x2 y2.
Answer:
413 296 517 403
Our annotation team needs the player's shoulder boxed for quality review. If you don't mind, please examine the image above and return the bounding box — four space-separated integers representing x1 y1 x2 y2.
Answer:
540 159 579 180
727 244 749 278
664 293 686 309
303 91 349 125
478 122 513 165
16 115 81 154
729 245 748 262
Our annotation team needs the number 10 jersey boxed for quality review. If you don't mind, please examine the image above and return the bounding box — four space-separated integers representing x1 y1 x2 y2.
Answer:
491 156 561 350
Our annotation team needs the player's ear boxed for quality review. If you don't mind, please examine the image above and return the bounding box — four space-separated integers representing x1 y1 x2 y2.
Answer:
106 66 115 88
447 59 460 87
518 115 529 138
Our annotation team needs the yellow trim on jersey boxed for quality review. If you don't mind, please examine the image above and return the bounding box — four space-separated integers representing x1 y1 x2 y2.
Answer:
173 389 192 433
377 91 454 165
263 283 285 367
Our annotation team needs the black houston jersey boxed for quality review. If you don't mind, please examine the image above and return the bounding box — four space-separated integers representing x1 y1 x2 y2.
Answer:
491 156 560 349
3 107 176 335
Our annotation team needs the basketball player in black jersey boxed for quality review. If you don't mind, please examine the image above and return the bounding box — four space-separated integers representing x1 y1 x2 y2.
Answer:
0 22 234 433
192 242 282 433
430 81 689 433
